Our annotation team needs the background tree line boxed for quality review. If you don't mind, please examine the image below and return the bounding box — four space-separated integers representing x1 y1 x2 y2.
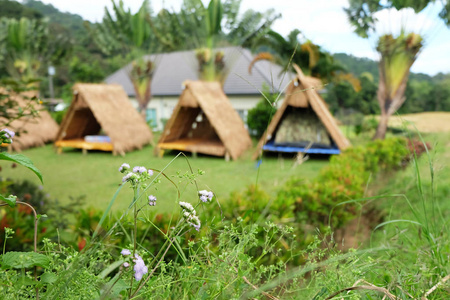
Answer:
325 53 450 115
0 0 449 117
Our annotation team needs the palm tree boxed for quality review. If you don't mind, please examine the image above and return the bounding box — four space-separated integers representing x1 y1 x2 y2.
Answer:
90 0 156 119
149 0 280 83
373 32 423 139
249 29 358 90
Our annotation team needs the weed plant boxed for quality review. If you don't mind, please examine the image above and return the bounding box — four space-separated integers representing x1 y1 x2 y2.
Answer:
1 130 449 299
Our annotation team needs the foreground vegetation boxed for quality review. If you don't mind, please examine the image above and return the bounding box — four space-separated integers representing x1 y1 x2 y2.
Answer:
0 143 328 213
0 129 448 299
0 0 449 297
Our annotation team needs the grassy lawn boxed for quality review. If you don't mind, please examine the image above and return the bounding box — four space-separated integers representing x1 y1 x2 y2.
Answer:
0 144 329 214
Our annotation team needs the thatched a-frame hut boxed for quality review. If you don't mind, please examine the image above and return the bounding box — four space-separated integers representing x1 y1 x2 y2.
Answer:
253 65 350 159
55 83 153 155
0 88 59 151
157 81 252 160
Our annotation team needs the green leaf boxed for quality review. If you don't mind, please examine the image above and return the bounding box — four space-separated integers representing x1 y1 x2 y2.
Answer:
37 214 47 220
14 275 37 287
40 272 57 284
0 153 43 183
2 251 50 269
98 260 124 279
110 278 129 297
0 194 17 207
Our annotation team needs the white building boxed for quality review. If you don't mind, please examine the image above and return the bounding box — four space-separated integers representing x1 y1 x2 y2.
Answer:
105 47 294 130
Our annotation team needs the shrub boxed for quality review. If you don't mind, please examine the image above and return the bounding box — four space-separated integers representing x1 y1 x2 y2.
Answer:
246 84 279 137
0 180 52 251
280 137 410 237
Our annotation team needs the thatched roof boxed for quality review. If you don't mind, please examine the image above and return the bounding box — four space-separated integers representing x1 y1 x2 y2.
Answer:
55 83 153 155
254 65 350 158
0 88 59 151
158 80 252 160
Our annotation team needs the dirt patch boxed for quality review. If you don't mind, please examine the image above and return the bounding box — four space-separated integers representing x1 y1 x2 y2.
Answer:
334 206 384 250
385 112 450 133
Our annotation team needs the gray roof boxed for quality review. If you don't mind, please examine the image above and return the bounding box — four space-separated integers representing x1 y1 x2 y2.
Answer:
104 47 294 97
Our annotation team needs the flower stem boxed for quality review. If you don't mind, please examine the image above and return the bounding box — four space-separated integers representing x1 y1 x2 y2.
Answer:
0 201 40 299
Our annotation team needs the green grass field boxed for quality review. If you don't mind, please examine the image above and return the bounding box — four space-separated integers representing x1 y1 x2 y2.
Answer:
0 144 328 214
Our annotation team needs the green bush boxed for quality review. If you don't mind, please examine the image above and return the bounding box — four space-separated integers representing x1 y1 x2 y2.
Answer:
50 109 67 124
246 84 279 137
280 137 409 234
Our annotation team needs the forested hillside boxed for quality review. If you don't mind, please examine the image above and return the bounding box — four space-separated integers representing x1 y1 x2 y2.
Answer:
328 53 450 114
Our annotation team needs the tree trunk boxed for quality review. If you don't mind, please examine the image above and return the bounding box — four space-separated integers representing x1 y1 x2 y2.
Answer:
139 103 147 122
373 112 389 140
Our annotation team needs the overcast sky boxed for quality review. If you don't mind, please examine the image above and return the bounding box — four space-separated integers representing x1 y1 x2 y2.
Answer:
37 0 450 75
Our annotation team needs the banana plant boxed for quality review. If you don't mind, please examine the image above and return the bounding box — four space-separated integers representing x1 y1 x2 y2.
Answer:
374 32 423 139
249 29 348 86
0 17 68 84
90 0 156 120
345 0 449 139
150 0 279 84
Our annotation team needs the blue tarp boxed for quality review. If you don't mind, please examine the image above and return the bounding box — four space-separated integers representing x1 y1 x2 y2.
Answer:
262 143 340 155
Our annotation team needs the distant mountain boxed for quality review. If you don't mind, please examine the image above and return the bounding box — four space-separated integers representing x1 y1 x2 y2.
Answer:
333 53 379 80
0 0 42 19
333 52 435 82
23 0 88 39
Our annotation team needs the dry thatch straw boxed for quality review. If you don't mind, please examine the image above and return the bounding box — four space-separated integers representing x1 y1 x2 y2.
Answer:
55 83 153 155
253 64 350 159
157 80 252 160
0 88 59 152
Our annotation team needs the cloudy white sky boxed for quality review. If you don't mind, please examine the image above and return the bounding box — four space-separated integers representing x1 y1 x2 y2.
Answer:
37 0 450 75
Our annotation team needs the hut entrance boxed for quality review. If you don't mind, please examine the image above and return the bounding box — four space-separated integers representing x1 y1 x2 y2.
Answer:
254 64 350 158
56 107 113 153
272 106 333 149
157 81 252 160
158 107 226 157
63 108 102 140
55 84 153 155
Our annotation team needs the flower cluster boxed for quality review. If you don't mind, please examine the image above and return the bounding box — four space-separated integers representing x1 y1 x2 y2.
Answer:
179 201 201 231
198 190 214 202
119 163 154 185
120 248 148 281
121 249 131 256
133 166 147 174
118 163 130 173
133 254 148 281
148 195 156 206
1 128 15 144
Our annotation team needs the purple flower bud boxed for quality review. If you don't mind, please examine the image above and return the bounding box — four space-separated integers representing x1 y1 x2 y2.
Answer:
198 190 213 202
122 173 133 182
133 166 147 174
2 128 15 139
121 249 131 256
148 195 157 206
133 254 148 281
119 163 130 173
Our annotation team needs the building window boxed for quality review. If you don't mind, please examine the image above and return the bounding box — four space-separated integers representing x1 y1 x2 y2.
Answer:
146 108 157 128
236 109 247 123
